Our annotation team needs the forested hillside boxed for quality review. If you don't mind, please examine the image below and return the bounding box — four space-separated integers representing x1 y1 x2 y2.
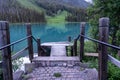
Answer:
0 0 90 23
0 0 46 23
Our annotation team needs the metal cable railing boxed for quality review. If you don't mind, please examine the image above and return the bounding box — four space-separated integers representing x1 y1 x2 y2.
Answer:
0 35 32 50
80 34 120 50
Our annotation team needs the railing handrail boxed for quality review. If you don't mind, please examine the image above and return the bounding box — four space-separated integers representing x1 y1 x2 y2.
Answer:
80 34 120 50
31 36 46 52
0 35 32 50
75 35 80 40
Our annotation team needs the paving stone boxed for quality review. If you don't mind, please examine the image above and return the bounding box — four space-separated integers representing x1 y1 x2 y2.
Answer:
26 65 98 80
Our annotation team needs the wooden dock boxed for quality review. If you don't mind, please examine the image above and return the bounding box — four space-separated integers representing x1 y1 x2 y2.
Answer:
41 41 73 57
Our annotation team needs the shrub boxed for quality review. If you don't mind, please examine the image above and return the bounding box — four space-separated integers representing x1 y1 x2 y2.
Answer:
53 73 62 78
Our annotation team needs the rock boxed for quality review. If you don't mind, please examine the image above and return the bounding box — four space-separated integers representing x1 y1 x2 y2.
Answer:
24 63 35 74
79 68 98 80
63 63 67 67
13 70 24 80
75 62 90 68
68 64 74 68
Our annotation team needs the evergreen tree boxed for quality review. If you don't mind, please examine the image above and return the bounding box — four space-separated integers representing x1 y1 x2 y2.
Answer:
88 0 120 46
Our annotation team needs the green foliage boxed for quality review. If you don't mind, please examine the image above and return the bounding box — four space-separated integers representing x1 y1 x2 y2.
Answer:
83 56 120 80
84 41 96 53
47 11 68 23
108 62 120 80
53 73 62 77
0 0 46 23
65 8 87 22
67 46 72 56
17 0 44 13
0 0 89 23
12 58 23 72
87 0 120 46
83 57 98 69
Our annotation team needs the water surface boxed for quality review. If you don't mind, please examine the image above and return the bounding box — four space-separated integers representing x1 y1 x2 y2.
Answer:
9 23 89 55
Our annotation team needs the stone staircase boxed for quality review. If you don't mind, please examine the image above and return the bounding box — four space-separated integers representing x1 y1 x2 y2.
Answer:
23 42 98 80
24 61 98 80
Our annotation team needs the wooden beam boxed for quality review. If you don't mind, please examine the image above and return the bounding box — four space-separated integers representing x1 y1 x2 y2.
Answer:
68 36 71 42
26 23 33 62
0 61 2 68
85 53 98 57
80 22 86 62
0 21 13 80
73 39 77 56
108 55 120 68
37 39 41 56
98 17 109 80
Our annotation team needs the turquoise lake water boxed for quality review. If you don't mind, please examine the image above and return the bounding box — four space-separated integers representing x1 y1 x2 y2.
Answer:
9 23 89 55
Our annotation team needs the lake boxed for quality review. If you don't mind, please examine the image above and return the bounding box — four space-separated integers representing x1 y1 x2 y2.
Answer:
9 22 89 55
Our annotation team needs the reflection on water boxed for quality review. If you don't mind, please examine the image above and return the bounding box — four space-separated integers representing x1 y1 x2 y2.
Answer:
10 23 89 55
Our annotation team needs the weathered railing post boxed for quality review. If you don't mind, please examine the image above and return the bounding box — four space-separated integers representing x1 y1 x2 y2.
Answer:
118 46 120 56
99 18 109 80
0 21 13 80
37 39 41 56
80 22 86 62
26 23 33 62
68 36 71 42
73 39 77 56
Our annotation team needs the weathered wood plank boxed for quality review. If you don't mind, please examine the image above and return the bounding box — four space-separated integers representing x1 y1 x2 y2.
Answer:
37 39 41 56
108 55 120 68
0 61 2 68
98 17 109 80
12 47 28 60
80 22 86 62
26 23 33 62
85 53 98 57
0 21 13 80
73 39 77 56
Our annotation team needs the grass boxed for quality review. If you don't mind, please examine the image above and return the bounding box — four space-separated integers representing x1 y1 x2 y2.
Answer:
17 0 44 13
46 11 68 23
53 73 62 78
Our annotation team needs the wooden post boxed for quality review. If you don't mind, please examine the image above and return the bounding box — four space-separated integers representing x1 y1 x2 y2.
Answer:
118 50 120 56
68 36 71 42
118 46 120 56
73 39 77 56
80 22 86 62
26 23 33 62
71 46 73 56
99 18 109 80
37 39 41 56
0 21 13 80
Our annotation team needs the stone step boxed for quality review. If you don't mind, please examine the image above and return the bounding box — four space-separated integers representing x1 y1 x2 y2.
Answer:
32 57 89 68
25 66 98 80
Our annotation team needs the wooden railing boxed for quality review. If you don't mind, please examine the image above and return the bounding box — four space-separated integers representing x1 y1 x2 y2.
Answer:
73 17 120 80
0 22 44 80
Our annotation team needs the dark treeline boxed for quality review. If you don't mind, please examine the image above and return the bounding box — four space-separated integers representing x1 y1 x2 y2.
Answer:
0 0 89 23
64 7 87 22
35 0 64 16
0 0 46 23
35 0 88 22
